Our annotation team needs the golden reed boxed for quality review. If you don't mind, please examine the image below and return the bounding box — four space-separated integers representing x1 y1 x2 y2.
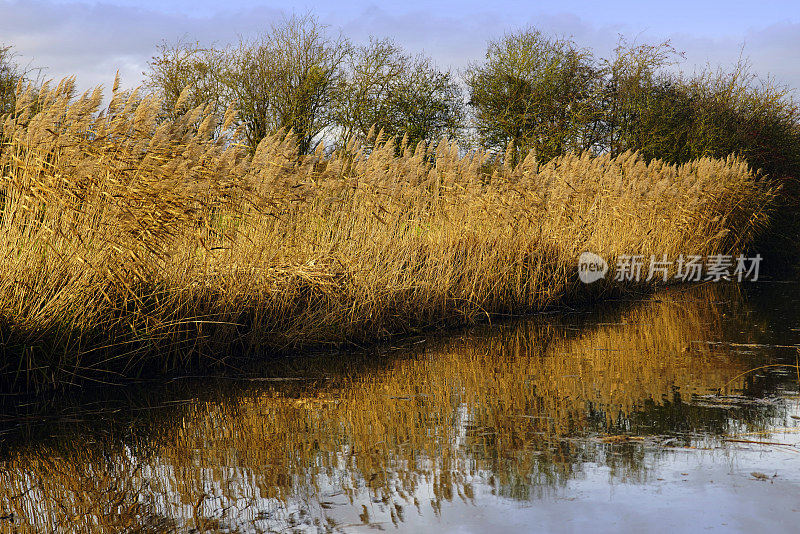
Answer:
0 78 778 388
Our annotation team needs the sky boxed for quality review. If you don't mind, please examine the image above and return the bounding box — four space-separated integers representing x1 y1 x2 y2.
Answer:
1 0 800 94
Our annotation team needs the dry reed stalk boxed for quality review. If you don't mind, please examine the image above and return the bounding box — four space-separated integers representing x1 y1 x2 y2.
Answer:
0 78 780 389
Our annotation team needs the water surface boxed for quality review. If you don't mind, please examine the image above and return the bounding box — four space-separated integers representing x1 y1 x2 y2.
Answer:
1 282 799 533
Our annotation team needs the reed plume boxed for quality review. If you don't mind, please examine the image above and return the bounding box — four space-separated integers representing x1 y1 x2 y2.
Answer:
0 79 779 390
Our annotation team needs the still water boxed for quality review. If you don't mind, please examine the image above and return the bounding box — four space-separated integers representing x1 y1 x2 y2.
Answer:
1 282 799 533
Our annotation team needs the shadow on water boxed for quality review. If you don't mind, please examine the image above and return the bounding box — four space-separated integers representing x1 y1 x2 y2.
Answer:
1 282 799 532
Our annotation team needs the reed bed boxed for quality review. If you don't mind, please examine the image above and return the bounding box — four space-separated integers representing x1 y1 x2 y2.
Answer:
0 79 779 389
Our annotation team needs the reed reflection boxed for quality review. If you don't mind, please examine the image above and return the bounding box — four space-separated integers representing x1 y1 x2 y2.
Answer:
0 284 790 533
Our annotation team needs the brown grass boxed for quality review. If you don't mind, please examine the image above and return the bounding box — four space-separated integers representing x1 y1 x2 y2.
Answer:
0 78 779 389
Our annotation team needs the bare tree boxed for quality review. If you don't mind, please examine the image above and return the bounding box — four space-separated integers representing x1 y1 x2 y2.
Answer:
225 14 351 153
146 15 350 154
333 38 464 150
145 38 229 121
0 44 18 115
332 37 405 146
1 44 43 116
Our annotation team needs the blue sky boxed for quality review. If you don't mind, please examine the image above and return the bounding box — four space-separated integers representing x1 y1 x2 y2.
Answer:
2 0 799 93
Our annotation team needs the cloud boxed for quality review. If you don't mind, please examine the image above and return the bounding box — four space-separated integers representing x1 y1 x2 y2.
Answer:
672 22 800 90
1 0 799 95
332 7 626 70
0 0 284 90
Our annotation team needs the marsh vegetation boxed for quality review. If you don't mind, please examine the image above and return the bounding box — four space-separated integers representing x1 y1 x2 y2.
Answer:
0 15 795 390
0 76 778 390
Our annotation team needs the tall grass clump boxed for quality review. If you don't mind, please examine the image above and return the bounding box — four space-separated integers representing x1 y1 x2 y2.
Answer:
0 78 779 390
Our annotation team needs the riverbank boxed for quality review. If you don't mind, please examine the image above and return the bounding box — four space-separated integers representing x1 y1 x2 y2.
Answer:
0 81 779 392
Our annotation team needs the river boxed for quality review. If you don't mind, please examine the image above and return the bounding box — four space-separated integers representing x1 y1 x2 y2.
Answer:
1 282 799 533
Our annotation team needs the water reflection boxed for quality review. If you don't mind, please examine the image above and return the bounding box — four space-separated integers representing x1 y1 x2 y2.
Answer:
1 283 799 533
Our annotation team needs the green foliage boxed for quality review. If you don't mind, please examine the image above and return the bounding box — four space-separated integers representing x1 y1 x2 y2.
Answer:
229 14 350 154
143 21 800 178
593 39 686 159
387 56 464 149
146 28 462 155
677 63 800 178
599 42 800 178
466 32 800 181
464 28 600 163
